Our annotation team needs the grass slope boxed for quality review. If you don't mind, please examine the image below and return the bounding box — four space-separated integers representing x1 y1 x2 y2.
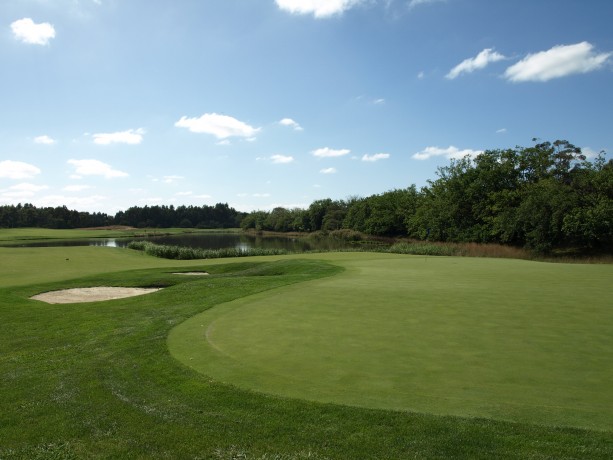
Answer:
170 254 613 432
1 247 612 458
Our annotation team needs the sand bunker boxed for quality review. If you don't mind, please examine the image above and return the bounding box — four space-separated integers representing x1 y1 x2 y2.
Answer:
172 272 209 276
31 287 161 304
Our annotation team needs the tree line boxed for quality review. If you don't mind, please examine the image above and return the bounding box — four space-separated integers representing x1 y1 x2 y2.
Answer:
2 140 610 253
0 203 245 230
241 140 612 253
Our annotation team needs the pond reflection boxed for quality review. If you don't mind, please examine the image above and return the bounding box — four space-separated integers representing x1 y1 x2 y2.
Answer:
12 233 385 252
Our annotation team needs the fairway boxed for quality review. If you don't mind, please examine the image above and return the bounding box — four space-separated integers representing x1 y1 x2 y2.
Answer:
169 253 613 431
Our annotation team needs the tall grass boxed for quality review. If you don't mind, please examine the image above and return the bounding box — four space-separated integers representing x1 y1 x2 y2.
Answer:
127 240 288 260
388 240 533 259
128 238 610 263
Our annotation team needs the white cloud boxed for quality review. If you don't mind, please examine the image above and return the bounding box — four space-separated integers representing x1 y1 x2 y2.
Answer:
175 113 260 140
320 167 337 174
67 159 128 179
34 135 56 145
9 183 48 192
11 18 55 45
0 160 41 179
446 48 506 79
279 118 303 131
93 128 145 145
417 71 425 79
175 191 193 196
412 146 483 160
373 98 385 105
163 175 184 184
362 153 390 162
581 147 604 159
1 183 49 199
408 0 446 9
504 42 612 82
275 0 363 18
37 195 107 211
253 193 271 198
496 128 507 134
63 185 91 192
270 154 295 164
312 147 351 158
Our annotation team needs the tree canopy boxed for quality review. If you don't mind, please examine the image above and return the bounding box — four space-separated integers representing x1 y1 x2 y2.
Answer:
241 140 612 253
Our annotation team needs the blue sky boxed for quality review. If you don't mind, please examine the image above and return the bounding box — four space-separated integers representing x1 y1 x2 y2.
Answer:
1 0 612 214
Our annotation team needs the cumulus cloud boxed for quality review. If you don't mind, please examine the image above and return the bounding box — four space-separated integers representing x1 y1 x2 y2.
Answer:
504 42 612 82
175 113 260 140
581 147 604 159
446 48 506 79
1 183 49 199
93 128 145 145
67 159 128 178
412 146 483 160
312 147 351 158
11 18 55 45
320 167 337 174
0 160 41 179
34 135 56 145
37 194 107 211
362 153 390 162
275 0 363 18
279 118 303 131
270 154 295 164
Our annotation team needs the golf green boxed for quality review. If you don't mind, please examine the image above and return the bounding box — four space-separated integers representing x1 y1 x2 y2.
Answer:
169 253 613 431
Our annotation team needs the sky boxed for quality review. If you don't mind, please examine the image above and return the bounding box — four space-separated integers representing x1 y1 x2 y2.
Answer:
1 0 612 214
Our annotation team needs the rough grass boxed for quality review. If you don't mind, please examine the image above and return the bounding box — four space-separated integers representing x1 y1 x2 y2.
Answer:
388 240 532 258
1 247 612 458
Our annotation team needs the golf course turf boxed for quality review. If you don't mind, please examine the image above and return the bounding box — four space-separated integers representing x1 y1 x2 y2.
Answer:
1 245 612 458
169 253 613 431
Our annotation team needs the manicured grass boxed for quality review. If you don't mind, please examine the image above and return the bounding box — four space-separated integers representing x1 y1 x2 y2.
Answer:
170 253 613 431
1 247 612 458
0 246 206 287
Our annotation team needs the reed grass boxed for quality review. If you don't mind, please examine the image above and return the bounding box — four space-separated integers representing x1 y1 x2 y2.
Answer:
388 240 534 259
127 240 288 260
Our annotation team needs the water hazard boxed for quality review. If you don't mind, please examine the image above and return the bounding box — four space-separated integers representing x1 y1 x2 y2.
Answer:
11 233 384 252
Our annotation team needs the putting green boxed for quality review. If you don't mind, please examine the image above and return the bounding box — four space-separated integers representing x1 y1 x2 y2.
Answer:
169 253 613 430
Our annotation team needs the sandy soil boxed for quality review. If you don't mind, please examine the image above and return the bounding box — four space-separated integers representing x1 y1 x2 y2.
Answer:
31 287 161 304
